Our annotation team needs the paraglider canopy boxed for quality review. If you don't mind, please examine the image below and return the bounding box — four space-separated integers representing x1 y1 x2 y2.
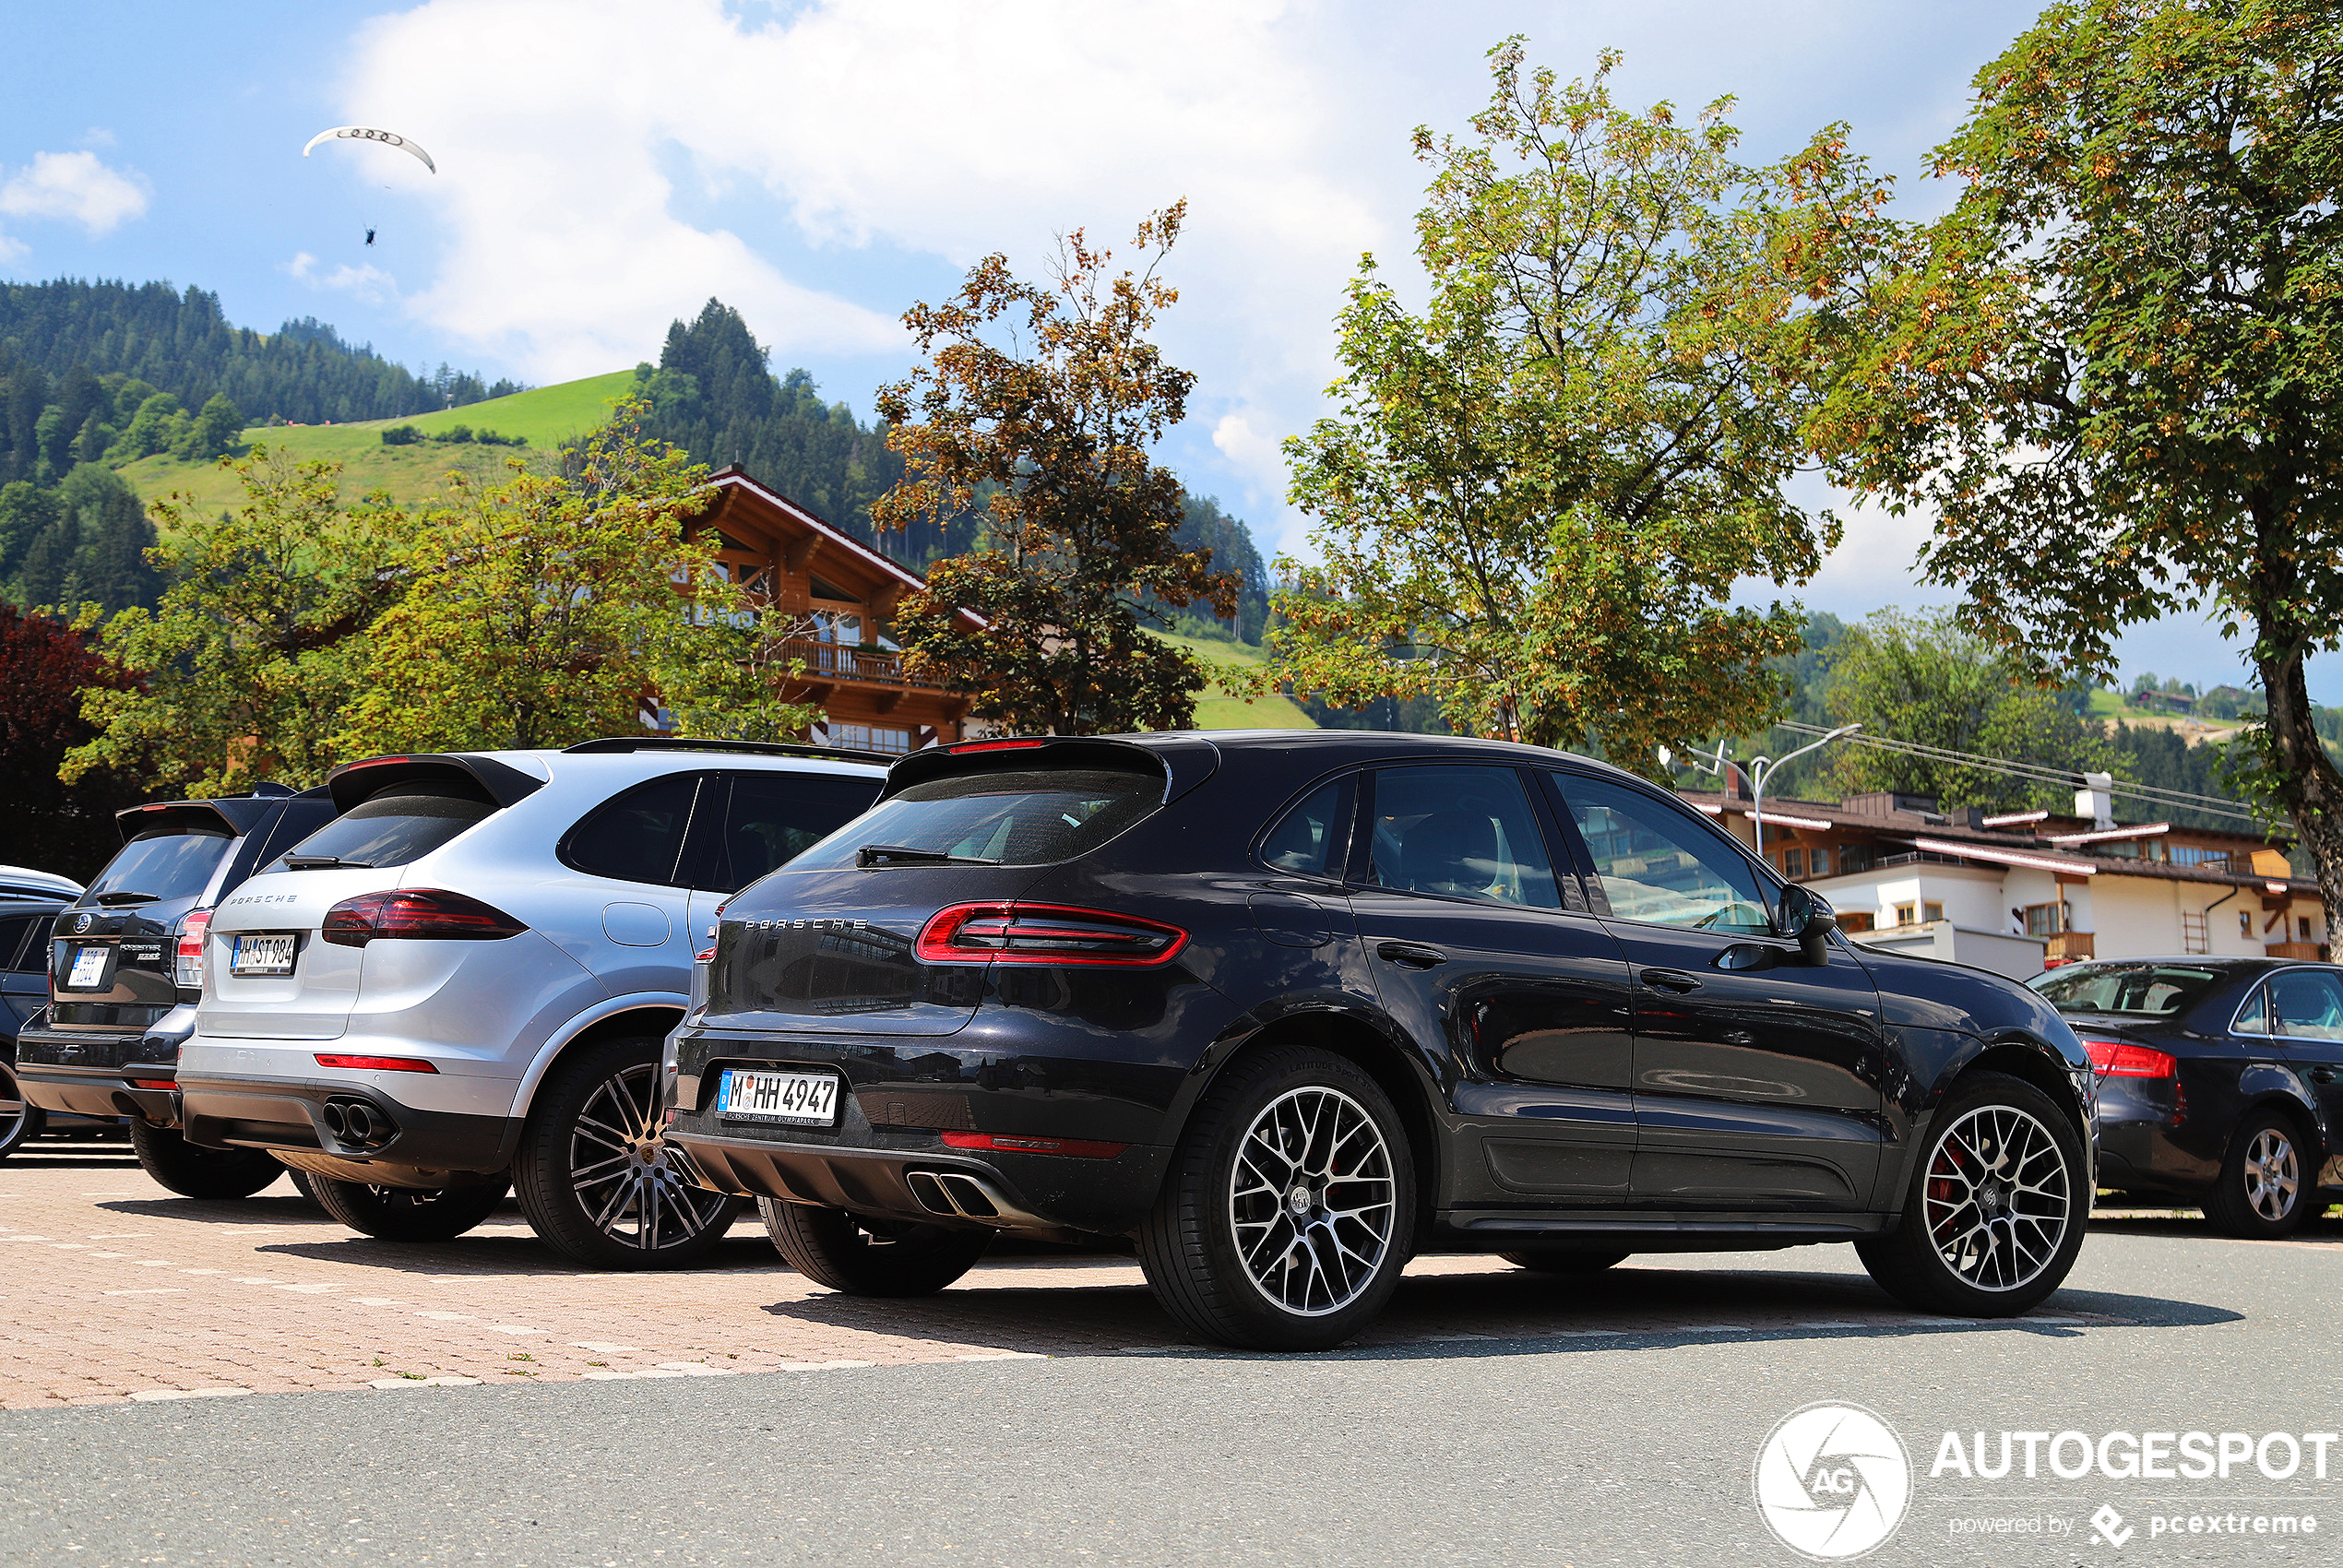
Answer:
303 125 436 174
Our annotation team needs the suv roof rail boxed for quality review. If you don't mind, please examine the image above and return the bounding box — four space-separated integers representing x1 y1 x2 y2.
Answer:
563 736 898 766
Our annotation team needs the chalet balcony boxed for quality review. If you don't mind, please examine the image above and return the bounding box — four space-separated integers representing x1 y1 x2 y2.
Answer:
2044 931 2095 964
2266 941 2328 961
779 638 946 691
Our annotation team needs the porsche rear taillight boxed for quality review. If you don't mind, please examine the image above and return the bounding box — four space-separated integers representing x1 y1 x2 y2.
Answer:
915 902 1186 967
2082 1038 2177 1079
321 889 527 947
175 909 211 989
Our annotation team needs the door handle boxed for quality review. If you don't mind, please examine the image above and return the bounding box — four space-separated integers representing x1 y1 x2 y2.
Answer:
1376 941 1449 970
2313 1068 2338 1085
1641 968 1705 994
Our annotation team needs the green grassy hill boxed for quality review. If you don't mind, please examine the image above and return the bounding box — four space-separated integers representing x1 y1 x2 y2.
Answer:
1152 630 1315 731
116 369 637 520
2085 685 2245 744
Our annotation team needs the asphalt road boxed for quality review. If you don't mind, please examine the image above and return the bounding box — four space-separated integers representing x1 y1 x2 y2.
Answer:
6 1219 2339 1567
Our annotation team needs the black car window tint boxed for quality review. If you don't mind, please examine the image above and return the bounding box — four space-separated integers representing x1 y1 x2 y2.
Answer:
562 775 704 885
1260 779 1350 878
1551 772 1769 934
712 773 885 892
285 790 496 870
1366 766 1560 909
2267 970 2343 1040
2032 963 2221 1016
788 767 1162 871
2233 982 2270 1035
0 915 32 971
82 829 232 906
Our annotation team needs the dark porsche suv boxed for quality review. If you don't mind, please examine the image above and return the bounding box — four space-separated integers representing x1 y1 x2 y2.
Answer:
665 732 2097 1350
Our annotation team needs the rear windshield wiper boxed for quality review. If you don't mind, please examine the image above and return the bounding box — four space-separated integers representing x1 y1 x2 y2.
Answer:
94 890 161 906
855 843 1002 869
281 854 374 871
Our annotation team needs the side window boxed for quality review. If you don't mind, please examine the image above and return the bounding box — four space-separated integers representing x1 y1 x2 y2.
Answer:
0 915 33 972
562 774 706 886
708 772 885 893
1366 766 1560 909
1259 779 1350 879
2267 969 2343 1040
2233 983 2270 1036
1552 771 1772 935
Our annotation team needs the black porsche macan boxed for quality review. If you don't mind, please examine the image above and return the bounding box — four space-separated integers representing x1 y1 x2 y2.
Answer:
663 731 2098 1350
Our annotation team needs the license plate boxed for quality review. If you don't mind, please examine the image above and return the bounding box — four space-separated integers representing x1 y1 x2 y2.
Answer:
65 946 107 989
719 1067 842 1126
230 933 297 977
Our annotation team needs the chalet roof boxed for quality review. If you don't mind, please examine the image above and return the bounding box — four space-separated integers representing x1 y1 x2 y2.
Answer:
697 467 988 631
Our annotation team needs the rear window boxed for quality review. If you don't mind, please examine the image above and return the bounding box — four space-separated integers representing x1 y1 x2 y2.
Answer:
81 829 232 907
280 790 496 870
2029 963 2221 1017
788 767 1161 871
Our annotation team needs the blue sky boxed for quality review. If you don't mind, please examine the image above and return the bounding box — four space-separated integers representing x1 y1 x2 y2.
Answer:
3 0 2325 699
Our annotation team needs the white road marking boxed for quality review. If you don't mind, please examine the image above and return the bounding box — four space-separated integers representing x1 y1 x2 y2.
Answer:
129 1387 250 1402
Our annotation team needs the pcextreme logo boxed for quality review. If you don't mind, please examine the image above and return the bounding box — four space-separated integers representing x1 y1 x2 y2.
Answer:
1754 1402 1914 1560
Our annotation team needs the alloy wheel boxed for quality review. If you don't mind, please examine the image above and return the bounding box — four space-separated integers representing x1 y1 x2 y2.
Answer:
1228 1085 1397 1316
568 1062 731 1252
2242 1128 2301 1223
1921 1103 2072 1293
0 1066 29 1156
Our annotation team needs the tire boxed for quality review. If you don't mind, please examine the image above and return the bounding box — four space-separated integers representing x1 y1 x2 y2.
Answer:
311 1174 509 1241
2204 1110 2313 1239
762 1199 992 1295
511 1036 743 1270
1858 1070 2088 1316
128 1121 285 1199
1500 1250 1630 1274
1138 1046 1416 1351
0 1064 42 1160
287 1167 321 1206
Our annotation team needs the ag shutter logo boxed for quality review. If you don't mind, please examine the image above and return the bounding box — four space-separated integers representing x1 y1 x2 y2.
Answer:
1754 1402 1914 1560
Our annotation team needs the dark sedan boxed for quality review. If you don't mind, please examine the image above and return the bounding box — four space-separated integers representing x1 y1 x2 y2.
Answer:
2029 957 2343 1236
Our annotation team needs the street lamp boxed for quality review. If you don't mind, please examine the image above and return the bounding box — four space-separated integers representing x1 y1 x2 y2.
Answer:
1744 725 1861 857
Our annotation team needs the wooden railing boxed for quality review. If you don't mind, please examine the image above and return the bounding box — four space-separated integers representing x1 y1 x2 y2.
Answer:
2266 941 2327 961
2045 931 2096 963
777 639 946 690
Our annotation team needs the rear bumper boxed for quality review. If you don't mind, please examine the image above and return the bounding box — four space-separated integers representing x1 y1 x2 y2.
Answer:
676 1128 1168 1237
15 1010 196 1123
179 1070 519 1178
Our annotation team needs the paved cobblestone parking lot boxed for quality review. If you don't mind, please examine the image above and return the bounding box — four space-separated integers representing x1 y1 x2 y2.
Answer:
0 1130 2164 1411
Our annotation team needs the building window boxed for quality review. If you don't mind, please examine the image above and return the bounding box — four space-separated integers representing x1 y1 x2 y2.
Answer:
1808 847 1829 877
2300 916 2315 942
2023 901 2067 937
1782 849 1805 879
826 722 912 755
1893 903 1916 928
1837 910 1873 932
1923 902 1945 924
2241 910 2254 938
1838 845 1873 874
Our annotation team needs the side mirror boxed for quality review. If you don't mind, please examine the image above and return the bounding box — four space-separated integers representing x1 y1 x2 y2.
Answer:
1778 883 1838 960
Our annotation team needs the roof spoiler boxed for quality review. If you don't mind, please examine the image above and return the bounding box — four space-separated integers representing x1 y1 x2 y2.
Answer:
113 782 337 844
325 754 549 813
883 734 1220 806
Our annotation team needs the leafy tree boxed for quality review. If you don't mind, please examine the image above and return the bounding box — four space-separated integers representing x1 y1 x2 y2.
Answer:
0 602 143 881
173 393 244 462
335 402 798 754
1821 609 2121 812
61 448 407 795
0 480 59 580
10 465 161 615
1812 0 2343 921
1255 42 1873 769
874 202 1237 735
109 391 184 461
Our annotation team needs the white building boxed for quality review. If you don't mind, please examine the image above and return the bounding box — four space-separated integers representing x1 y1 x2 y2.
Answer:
1680 778 2325 981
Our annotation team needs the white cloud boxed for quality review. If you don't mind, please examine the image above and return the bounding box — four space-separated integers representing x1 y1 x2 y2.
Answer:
339 0 1392 396
0 149 149 235
284 250 401 305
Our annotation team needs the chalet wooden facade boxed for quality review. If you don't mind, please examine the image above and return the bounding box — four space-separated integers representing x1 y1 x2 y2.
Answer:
683 468 976 754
